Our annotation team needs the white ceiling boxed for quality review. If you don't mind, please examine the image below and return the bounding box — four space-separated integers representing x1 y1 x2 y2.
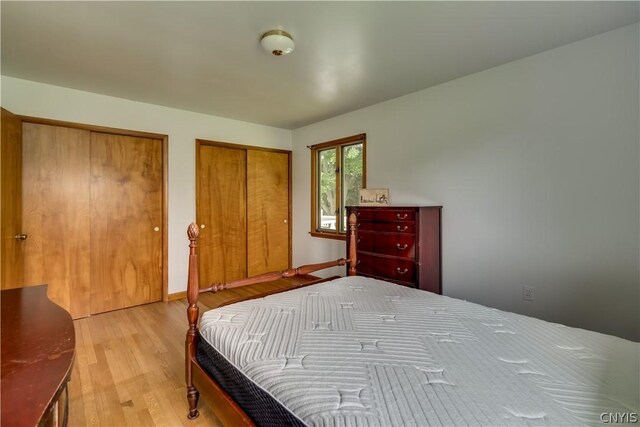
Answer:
2 2 638 129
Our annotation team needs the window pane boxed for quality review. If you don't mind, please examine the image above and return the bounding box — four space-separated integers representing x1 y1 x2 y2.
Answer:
341 143 363 231
318 148 337 231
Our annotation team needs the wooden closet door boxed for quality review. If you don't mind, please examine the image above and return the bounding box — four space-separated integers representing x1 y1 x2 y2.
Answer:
1 109 23 289
90 132 162 314
21 123 91 318
197 145 247 286
247 150 290 276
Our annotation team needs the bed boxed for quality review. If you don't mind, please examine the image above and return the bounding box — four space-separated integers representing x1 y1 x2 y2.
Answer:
185 214 639 426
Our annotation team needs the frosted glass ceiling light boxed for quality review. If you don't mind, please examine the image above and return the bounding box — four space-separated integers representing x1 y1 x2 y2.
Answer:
260 30 295 56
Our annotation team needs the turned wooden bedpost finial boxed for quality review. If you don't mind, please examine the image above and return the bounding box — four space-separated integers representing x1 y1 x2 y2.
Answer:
348 213 358 276
186 223 200 419
187 222 200 313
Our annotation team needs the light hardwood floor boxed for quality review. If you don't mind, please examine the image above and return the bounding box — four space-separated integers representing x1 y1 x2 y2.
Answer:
69 277 314 426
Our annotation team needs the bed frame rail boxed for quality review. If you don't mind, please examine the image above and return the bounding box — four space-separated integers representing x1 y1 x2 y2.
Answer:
185 213 358 420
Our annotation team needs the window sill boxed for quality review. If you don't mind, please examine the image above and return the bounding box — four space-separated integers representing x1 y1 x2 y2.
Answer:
309 231 346 241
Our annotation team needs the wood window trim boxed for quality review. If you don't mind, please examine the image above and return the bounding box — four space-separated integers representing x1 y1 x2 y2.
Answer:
310 133 366 240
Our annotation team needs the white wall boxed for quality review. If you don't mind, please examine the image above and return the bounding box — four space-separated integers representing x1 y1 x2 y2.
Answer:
1 76 292 295
292 24 639 341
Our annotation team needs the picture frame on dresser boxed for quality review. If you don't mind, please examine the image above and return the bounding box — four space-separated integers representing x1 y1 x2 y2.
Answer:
359 188 390 206
346 205 442 294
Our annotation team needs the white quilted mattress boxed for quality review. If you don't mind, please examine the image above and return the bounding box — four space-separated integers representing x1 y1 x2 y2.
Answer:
199 276 639 426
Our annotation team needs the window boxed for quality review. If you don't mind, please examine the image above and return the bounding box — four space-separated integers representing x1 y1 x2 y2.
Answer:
310 134 366 239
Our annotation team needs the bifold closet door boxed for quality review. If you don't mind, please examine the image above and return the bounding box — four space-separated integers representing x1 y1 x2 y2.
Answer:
246 150 290 276
90 132 163 314
22 123 91 318
197 145 247 287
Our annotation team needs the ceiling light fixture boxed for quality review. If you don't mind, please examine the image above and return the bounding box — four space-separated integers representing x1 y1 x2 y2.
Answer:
260 30 295 56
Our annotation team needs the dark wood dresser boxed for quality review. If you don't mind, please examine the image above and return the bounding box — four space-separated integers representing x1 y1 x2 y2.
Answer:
1 285 76 427
346 206 442 293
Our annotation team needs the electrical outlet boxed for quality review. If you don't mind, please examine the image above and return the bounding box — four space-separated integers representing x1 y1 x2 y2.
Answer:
523 286 534 301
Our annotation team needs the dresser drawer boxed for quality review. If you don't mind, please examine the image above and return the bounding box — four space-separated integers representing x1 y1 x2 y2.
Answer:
357 221 416 234
357 232 415 258
353 208 415 222
356 253 416 283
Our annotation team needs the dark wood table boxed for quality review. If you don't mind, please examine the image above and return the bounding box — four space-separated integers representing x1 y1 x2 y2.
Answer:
1 285 75 427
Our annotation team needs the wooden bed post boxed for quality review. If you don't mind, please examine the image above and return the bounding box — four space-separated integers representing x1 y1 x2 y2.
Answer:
184 218 357 423
348 213 357 276
186 223 200 419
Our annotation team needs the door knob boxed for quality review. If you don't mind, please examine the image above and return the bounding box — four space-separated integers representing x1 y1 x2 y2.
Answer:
14 233 28 241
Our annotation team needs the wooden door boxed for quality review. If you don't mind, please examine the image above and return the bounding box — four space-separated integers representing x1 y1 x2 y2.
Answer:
1 109 23 289
90 132 163 314
247 150 290 276
196 145 247 286
21 123 91 318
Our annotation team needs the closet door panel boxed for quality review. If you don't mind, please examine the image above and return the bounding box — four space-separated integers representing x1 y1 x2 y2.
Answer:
90 132 162 314
197 145 247 286
22 123 91 318
247 150 290 276
1 109 23 289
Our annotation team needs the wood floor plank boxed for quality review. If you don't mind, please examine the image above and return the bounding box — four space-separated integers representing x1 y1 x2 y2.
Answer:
68 277 315 426
80 320 98 365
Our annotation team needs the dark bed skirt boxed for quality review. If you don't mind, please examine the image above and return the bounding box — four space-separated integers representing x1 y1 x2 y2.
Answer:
196 334 307 427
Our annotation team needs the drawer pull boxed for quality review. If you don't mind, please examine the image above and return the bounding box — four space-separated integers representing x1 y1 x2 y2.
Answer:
396 267 408 275
356 211 361 217
396 243 408 250
397 225 408 232
397 213 408 220
357 238 361 244
357 260 362 265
